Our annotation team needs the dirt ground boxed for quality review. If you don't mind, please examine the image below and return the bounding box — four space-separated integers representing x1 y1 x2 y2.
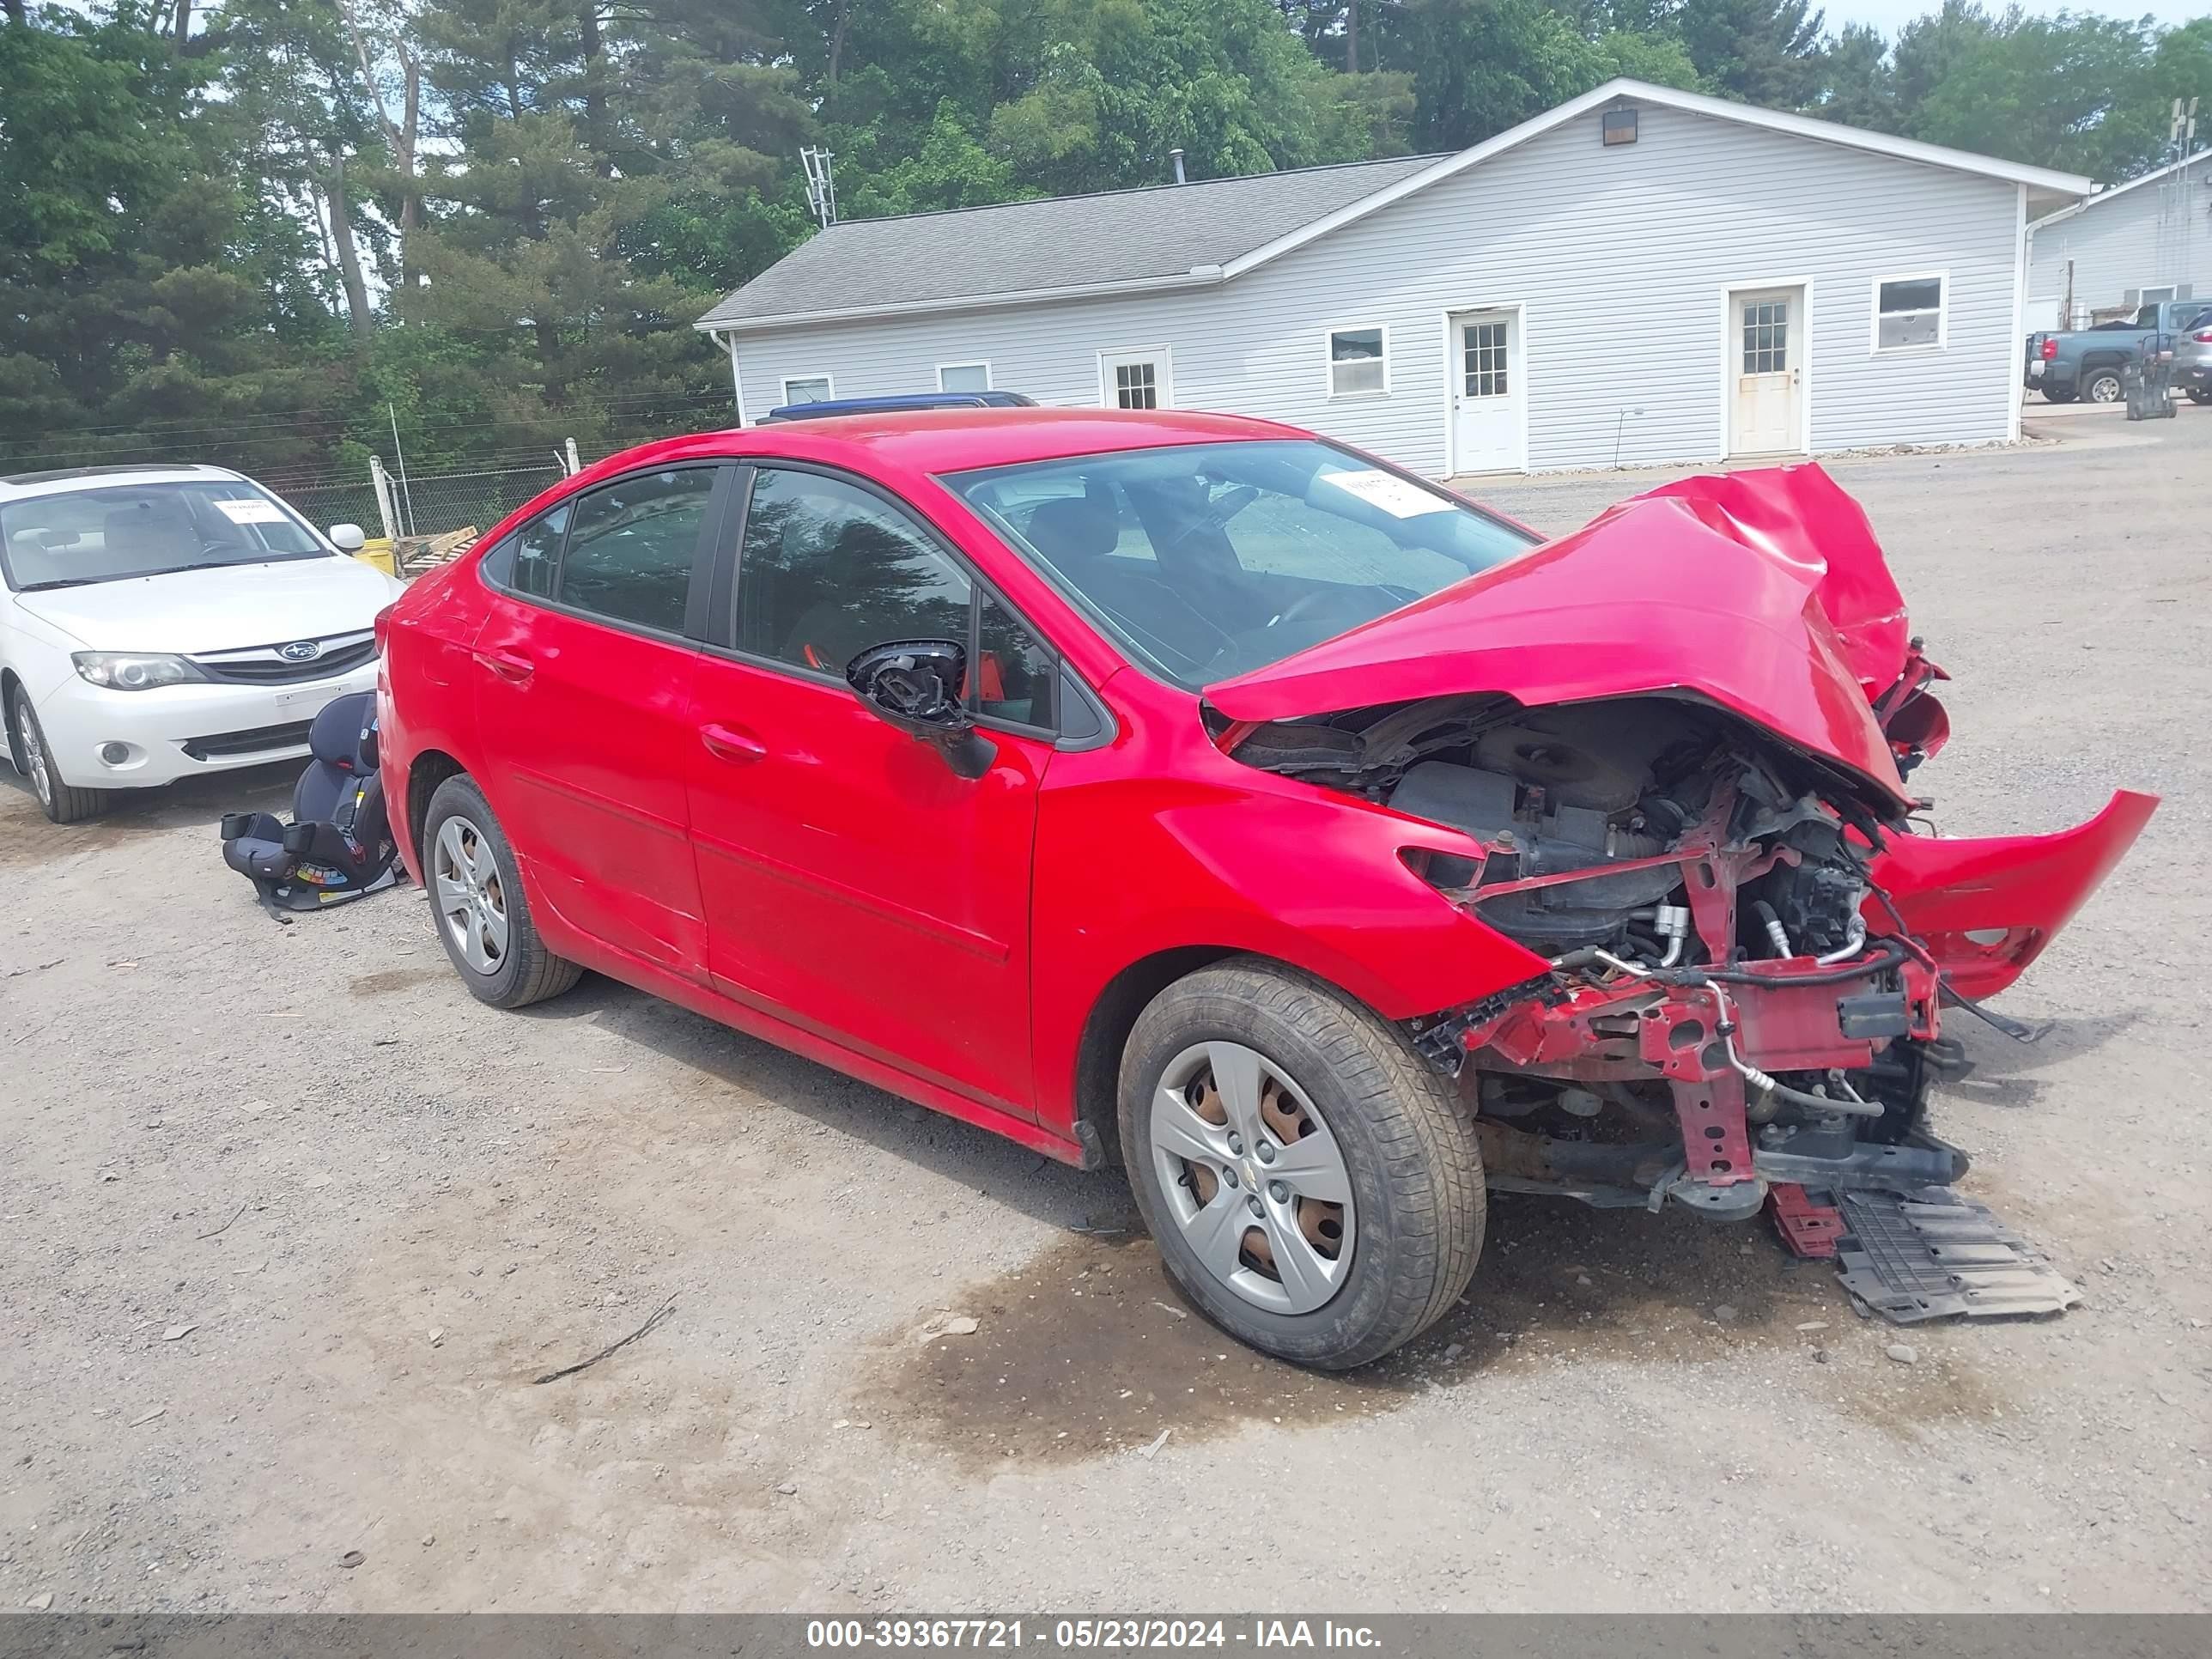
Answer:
3 414 2207 1616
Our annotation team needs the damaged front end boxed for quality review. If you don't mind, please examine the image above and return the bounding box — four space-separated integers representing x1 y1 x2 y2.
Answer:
1208 464 2156 1224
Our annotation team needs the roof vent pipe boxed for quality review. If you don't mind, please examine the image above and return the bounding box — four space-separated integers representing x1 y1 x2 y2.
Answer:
1170 148 1187 185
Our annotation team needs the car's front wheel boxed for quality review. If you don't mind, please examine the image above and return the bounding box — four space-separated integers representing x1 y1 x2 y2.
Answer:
9 689 109 824
422 774 582 1008
1119 959 1485 1370
2188 388 2212 407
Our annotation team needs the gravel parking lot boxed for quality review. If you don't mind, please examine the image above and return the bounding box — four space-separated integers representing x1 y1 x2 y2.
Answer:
3 416 2207 1616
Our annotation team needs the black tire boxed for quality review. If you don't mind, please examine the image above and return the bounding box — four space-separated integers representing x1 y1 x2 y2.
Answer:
2188 388 2212 407
421 774 582 1008
1118 958 1485 1370
2039 386 2076 404
9 689 110 824
2083 368 2124 404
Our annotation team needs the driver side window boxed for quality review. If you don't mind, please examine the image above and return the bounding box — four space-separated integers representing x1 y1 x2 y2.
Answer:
732 466 1063 732
738 467 972 677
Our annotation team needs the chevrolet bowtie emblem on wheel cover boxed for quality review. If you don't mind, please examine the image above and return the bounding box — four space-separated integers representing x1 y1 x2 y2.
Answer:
278 641 322 662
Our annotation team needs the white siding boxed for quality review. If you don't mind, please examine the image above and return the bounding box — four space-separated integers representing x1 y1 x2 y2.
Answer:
728 103 2027 473
2027 156 2210 324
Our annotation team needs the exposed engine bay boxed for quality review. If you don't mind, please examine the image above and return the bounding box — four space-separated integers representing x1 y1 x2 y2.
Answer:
1230 686 1984 1220
1201 461 2155 1320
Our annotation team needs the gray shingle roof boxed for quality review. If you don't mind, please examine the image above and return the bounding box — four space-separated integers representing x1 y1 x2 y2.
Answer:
696 155 1439 331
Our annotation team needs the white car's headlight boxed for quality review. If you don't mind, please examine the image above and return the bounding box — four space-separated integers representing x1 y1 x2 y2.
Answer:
70 652 209 691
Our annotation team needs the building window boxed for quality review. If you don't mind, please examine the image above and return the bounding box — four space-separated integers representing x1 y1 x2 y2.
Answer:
1743 299 1789 374
781 374 834 405
939 362 992 393
1601 107 1638 146
2139 284 2177 304
1100 348 1172 410
1327 326 1389 397
1463 321 1510 398
1873 274 1945 351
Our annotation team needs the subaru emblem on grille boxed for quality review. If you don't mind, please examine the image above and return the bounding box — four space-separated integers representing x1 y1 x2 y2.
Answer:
278 640 322 662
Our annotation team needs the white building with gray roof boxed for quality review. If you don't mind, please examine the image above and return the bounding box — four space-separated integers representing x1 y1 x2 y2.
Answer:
697 79 2088 476
2027 148 2209 329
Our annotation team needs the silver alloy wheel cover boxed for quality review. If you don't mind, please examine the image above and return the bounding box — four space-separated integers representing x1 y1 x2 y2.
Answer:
433 814 510 975
20 705 52 809
1150 1040 1356 1315
2089 374 2122 403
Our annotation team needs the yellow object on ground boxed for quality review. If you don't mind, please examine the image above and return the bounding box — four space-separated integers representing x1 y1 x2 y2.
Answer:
352 539 398 578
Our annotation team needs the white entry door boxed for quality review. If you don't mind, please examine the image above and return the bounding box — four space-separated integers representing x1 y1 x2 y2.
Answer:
1450 310 1523 473
1729 286 1804 455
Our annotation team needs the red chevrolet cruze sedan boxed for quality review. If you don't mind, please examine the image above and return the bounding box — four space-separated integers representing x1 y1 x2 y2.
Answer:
377 408 2149 1368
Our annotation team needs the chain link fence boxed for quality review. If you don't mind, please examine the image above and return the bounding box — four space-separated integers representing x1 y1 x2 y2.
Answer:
387 464 566 541
267 475 386 538
265 459 571 570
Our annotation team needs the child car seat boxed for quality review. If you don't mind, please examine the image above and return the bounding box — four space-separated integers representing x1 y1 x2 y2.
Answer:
219 690 399 920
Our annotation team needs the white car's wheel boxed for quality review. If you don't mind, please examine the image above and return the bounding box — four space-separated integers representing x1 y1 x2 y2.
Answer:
9 689 109 824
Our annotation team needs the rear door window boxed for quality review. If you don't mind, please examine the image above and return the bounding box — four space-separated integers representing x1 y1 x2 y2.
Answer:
490 502 568 599
556 467 715 635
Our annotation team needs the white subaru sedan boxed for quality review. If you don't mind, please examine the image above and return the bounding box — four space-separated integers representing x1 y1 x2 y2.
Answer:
2 464 406 823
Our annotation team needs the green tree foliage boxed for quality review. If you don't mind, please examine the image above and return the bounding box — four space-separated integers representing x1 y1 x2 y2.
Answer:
0 1 347 472
983 0 1396 191
2 0 2207 483
1805 22 1896 132
375 0 752 463
1890 3 2209 180
1407 0 1701 150
1673 0 1826 106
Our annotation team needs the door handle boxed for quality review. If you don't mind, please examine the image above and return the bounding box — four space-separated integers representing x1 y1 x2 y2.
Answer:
699 721 768 764
473 648 535 684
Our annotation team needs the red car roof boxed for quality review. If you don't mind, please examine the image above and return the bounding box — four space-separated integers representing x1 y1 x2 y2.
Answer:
604 407 1304 480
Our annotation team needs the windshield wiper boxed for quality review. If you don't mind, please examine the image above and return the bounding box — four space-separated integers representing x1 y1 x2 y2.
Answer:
14 577 97 592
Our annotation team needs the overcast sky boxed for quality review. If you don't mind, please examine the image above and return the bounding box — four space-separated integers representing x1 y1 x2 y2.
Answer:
1848 0 2206 30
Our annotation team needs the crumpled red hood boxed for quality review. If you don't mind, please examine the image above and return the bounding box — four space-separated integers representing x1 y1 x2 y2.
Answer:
1205 463 1915 807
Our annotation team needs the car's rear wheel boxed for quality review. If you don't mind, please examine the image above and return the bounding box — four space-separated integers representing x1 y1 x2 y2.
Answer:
2188 388 2212 407
1118 958 1485 1370
2084 368 2124 404
2039 386 2076 404
9 689 109 824
422 775 582 1008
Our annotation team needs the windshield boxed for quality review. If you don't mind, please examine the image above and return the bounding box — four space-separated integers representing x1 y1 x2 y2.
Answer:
944 440 1541 687
0 480 329 591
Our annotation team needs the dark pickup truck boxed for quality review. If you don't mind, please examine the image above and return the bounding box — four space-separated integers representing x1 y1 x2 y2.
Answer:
2027 299 2212 404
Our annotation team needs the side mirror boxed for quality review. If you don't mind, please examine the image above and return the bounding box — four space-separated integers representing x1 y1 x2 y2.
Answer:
328 522 368 552
845 640 997 781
